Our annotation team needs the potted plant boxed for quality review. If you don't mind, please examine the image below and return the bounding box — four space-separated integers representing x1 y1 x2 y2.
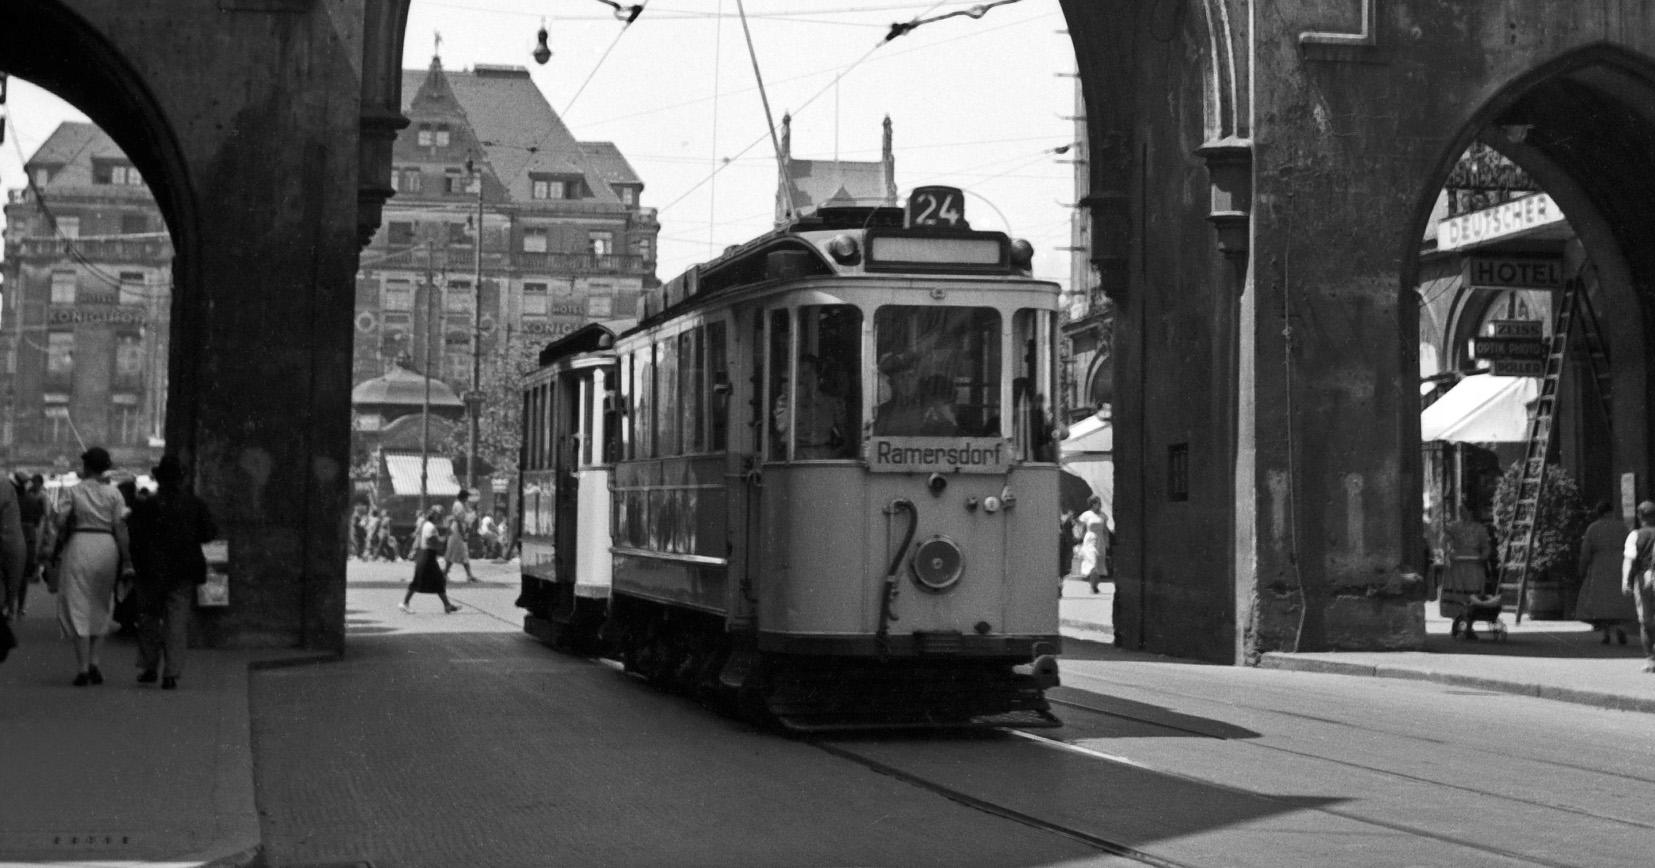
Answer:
1490 460 1588 619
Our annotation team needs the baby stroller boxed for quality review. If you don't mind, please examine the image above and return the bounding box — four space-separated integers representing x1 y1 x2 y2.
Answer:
1441 589 1506 641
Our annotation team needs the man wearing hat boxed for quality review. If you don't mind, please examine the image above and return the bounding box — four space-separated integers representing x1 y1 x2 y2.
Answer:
1621 500 1655 674
127 454 218 690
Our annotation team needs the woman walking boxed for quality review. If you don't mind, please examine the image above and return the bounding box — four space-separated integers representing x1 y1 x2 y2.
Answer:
400 505 459 614
1576 501 1636 644
47 447 134 685
444 490 478 583
1439 502 1493 640
1075 495 1111 594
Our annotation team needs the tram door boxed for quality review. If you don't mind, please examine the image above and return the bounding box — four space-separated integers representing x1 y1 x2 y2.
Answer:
552 371 584 582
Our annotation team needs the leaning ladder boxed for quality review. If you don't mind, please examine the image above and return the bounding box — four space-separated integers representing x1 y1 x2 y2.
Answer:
1499 277 1604 622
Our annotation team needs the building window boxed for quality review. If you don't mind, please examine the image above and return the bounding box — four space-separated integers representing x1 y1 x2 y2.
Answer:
635 236 653 262
113 401 142 445
615 186 636 206
121 213 148 235
93 162 142 186
44 405 72 445
445 167 466 194
446 221 469 245
523 228 549 253
446 281 473 313
530 177 566 200
47 331 74 378
417 124 433 147
522 282 548 316
115 332 144 380
383 278 414 311
51 271 77 305
119 272 146 306
34 168 51 186
435 124 451 147
387 222 415 245
589 295 613 318
56 216 80 238
589 231 613 256
1168 443 1189 502
400 169 422 193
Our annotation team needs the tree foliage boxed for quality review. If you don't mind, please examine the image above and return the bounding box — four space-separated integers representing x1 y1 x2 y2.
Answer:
1491 460 1588 579
441 328 541 484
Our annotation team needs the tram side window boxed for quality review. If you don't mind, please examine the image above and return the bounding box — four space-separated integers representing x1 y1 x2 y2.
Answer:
778 304 861 459
707 321 729 451
767 310 791 461
522 388 537 470
657 337 680 456
633 348 654 459
680 329 703 454
873 306 1000 437
1013 308 1057 462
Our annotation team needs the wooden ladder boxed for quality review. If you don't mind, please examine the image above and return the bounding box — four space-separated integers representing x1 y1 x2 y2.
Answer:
1498 278 1587 623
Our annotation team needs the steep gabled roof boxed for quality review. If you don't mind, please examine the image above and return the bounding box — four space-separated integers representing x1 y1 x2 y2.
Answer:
399 61 623 206
578 141 642 187
26 122 146 191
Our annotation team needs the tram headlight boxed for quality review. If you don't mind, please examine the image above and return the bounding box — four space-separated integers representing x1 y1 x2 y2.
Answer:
1009 238 1034 272
828 233 861 265
911 535 965 592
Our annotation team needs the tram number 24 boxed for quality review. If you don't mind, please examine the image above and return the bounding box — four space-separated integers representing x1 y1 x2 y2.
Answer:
908 185 967 228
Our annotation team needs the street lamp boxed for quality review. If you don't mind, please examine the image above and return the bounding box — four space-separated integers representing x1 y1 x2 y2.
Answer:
465 156 484 495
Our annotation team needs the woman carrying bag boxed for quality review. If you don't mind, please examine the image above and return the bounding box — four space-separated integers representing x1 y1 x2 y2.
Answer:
46 447 134 686
400 505 460 614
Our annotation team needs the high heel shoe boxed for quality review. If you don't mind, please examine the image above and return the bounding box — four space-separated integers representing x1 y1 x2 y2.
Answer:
444 603 460 614
72 672 91 687
88 665 103 685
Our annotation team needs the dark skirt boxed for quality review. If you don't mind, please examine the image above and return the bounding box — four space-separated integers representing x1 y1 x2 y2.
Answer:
409 548 447 594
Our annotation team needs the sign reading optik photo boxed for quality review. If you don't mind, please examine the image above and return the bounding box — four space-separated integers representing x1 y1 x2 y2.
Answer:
867 437 1010 474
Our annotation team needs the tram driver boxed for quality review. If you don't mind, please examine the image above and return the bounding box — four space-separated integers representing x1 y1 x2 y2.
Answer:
774 354 847 459
875 352 959 437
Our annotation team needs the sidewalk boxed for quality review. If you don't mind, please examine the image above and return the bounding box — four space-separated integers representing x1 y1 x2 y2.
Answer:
1059 578 1655 714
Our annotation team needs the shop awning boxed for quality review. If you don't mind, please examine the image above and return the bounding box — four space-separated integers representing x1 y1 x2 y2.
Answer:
1061 413 1114 526
1420 373 1537 443
384 453 461 497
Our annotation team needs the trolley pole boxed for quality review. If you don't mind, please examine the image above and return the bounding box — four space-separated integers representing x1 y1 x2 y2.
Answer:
466 157 483 495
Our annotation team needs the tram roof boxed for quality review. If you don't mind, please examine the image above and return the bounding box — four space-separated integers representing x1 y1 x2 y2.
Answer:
535 321 620 368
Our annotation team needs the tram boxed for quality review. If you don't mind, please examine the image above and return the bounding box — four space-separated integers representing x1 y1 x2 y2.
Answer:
516 186 1065 730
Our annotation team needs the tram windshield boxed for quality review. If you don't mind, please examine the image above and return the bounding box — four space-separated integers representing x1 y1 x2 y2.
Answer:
873 306 1001 437
771 304 862 460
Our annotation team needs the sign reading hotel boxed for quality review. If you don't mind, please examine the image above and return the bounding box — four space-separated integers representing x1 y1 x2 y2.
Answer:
867 437 1010 474
1464 255 1564 291
1438 193 1564 251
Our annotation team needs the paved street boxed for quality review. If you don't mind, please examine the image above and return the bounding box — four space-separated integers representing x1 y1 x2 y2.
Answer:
238 561 1655 866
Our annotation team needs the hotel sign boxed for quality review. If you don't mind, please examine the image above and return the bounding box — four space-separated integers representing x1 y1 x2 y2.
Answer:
1438 193 1563 251
1464 255 1564 291
47 307 146 325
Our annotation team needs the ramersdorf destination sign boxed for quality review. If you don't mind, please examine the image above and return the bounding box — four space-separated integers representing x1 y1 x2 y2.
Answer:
867 437 1011 473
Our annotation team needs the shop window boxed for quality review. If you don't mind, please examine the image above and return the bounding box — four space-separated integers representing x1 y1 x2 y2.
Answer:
51 271 77 304
589 231 613 256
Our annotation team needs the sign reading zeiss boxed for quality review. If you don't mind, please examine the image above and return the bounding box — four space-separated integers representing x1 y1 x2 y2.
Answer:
867 437 1010 474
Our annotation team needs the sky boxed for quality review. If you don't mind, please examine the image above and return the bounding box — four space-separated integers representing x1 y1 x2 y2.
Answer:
0 0 1080 290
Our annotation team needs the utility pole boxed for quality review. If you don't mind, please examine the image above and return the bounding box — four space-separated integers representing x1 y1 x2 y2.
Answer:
419 237 434 516
466 156 483 495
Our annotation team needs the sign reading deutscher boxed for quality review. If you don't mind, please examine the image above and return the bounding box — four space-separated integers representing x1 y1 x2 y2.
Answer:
867 437 1010 474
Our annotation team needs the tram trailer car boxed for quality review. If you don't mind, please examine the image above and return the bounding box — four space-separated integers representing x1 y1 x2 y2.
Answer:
517 187 1065 730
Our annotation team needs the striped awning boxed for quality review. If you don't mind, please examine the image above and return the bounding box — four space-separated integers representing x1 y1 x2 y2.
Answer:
384 454 461 497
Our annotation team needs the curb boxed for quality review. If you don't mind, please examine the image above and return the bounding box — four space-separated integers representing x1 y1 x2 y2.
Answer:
1060 620 1115 646
1258 653 1655 715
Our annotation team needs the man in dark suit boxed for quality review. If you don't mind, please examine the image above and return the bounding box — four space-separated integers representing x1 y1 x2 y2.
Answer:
128 455 218 690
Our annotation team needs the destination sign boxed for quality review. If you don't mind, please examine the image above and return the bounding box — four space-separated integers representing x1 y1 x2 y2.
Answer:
906 185 967 228
867 437 1010 474
1472 337 1548 361
1464 256 1564 290
1489 359 1546 377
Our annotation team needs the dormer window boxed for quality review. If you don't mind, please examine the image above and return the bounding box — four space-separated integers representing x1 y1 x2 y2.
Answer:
417 124 433 147
419 123 451 148
435 124 451 147
93 160 143 186
614 186 638 207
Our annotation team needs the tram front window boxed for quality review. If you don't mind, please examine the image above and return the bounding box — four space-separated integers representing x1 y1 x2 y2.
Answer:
873 306 1001 437
773 304 862 459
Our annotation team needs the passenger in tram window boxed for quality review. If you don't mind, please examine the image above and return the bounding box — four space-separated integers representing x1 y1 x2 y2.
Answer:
873 351 923 435
913 374 959 437
774 355 847 459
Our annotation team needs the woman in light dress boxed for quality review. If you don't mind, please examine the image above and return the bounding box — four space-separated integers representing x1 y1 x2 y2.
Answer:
1075 495 1111 594
49 447 134 686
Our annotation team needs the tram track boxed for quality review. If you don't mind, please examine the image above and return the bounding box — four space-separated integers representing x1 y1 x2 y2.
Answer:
1032 693 1655 867
808 737 1197 868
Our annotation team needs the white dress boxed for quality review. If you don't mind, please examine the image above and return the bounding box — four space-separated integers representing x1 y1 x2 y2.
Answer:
55 479 127 638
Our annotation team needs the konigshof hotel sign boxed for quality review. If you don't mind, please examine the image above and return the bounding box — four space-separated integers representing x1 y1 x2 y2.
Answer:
1437 193 1564 251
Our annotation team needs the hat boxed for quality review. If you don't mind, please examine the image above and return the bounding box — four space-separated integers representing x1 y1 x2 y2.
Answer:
877 351 916 375
152 455 185 484
80 447 112 475
1639 501 1655 520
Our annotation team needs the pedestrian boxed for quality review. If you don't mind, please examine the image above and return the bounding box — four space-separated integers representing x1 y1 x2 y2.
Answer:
400 505 459 614
1576 501 1635 645
0 469 28 662
372 509 397 561
1058 509 1076 595
351 503 370 560
127 455 218 690
45 447 135 686
13 472 45 619
444 489 477 582
1622 500 1655 674
493 508 514 561
1074 495 1110 594
1439 502 1492 640
362 508 383 561
478 510 498 560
